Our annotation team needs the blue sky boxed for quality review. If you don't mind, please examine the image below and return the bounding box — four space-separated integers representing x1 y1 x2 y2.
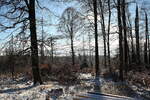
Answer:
0 0 150 56
41 0 81 37
0 1 79 46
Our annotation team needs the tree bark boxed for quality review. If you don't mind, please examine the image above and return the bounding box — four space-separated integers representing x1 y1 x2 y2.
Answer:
144 42 147 64
29 0 42 84
93 0 100 78
107 0 112 73
98 0 107 69
135 6 140 64
117 0 124 81
70 27 75 65
122 0 128 74
145 12 148 65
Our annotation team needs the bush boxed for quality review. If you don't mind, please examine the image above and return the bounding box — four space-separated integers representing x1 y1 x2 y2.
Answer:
44 63 78 85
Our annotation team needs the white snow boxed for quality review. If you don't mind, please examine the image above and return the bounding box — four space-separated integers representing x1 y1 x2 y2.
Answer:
0 74 148 100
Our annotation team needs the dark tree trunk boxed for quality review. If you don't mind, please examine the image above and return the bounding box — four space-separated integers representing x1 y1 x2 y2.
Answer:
107 0 112 73
50 37 54 63
117 0 124 81
122 0 128 74
144 42 148 64
145 12 148 65
135 6 140 64
93 0 100 78
29 0 42 85
70 31 75 66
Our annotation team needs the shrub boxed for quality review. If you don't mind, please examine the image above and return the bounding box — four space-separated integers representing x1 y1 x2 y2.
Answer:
44 63 78 85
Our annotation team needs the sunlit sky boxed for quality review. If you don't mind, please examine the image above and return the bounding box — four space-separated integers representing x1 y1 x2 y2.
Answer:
0 0 150 56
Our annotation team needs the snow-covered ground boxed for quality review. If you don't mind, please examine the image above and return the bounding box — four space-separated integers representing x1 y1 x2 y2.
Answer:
0 74 149 100
0 74 95 100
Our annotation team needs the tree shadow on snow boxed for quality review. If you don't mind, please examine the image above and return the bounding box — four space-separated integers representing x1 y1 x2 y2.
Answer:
0 84 35 93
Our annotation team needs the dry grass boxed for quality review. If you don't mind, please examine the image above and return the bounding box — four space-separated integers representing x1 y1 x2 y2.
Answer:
127 71 150 88
100 82 137 97
39 63 79 85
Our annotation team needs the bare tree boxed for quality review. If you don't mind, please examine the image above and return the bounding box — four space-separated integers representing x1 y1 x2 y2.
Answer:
126 6 135 63
98 0 107 69
59 7 82 66
0 0 43 84
47 36 55 63
25 0 43 84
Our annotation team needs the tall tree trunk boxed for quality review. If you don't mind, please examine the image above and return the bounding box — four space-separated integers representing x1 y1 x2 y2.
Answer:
117 0 124 81
122 0 128 74
107 0 112 73
29 0 42 84
145 12 148 65
135 5 140 64
98 0 107 68
93 0 100 78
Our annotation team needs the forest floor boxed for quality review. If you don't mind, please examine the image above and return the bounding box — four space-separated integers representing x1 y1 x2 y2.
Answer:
0 73 149 100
